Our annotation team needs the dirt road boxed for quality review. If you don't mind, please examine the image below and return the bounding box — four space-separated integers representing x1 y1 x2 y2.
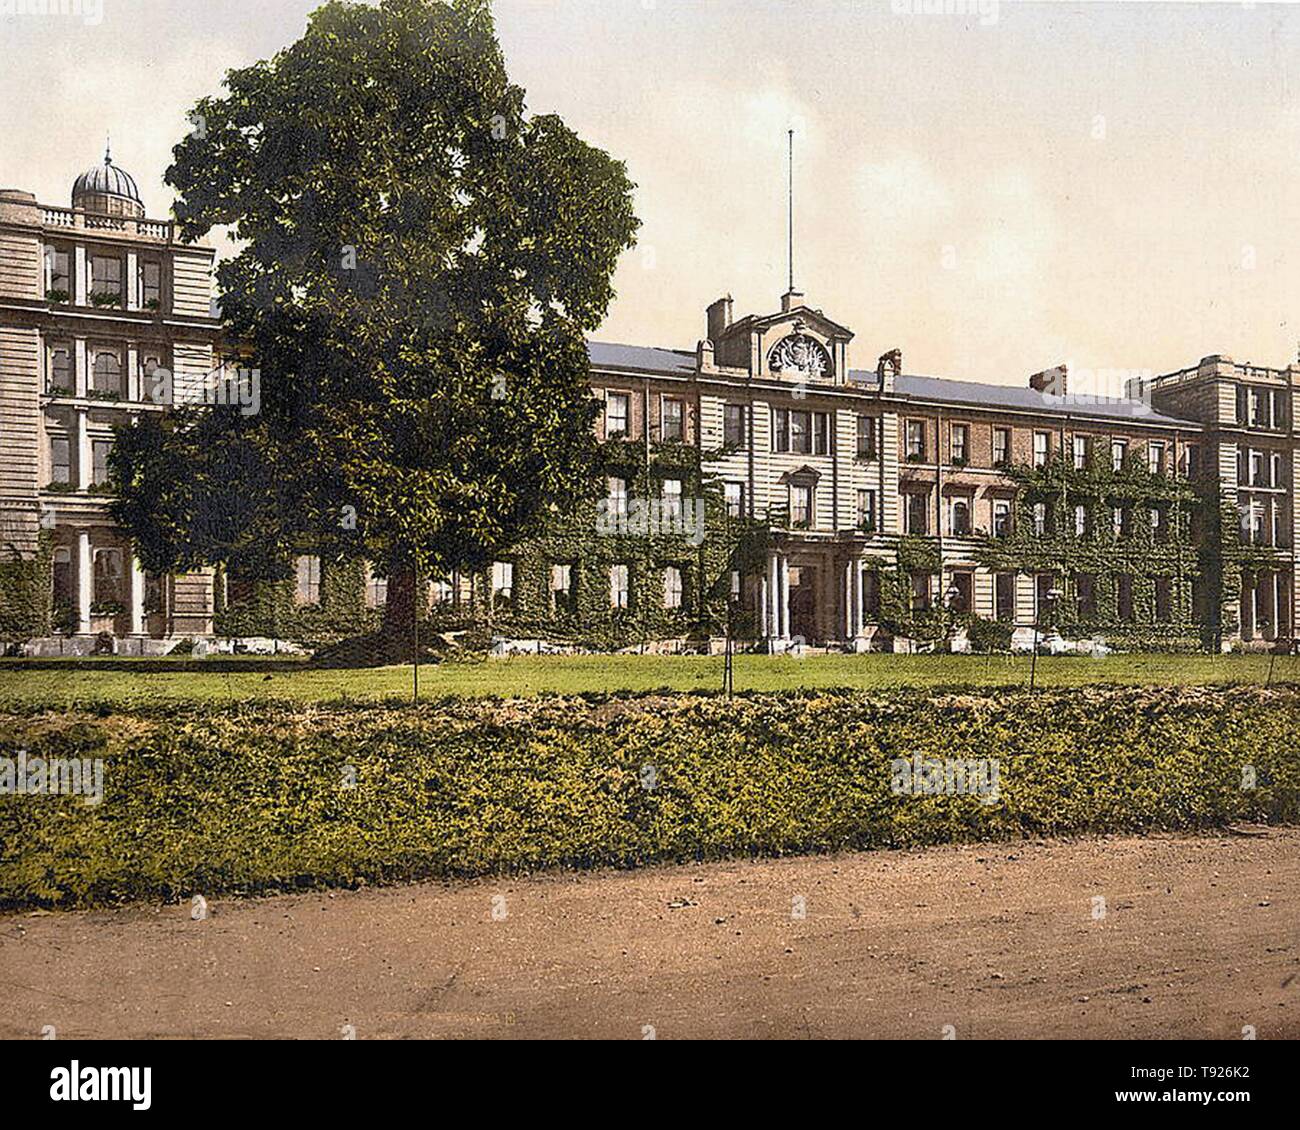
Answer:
1 831 1297 1039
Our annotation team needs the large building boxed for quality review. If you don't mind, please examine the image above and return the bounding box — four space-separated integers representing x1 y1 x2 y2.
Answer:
0 150 220 652
1 156 1295 653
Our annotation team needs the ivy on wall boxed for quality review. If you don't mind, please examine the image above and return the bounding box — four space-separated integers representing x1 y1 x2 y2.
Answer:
972 451 1206 647
0 535 52 645
215 557 378 645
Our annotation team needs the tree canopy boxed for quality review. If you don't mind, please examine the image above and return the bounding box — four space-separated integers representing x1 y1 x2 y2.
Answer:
112 0 639 624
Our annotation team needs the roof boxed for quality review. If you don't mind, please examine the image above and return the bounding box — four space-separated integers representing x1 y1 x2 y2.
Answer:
587 341 696 375
852 371 1192 426
72 148 142 207
585 340 1193 426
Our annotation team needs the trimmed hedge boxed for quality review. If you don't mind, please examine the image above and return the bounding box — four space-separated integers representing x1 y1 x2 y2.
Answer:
1 686 1298 909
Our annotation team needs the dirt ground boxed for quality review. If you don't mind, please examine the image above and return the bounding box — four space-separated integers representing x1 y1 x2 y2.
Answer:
1 831 1297 1040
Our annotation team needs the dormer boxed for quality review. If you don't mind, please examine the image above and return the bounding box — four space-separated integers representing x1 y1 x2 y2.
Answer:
702 290 853 386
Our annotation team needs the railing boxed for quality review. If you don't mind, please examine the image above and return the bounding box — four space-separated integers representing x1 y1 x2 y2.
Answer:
40 206 173 242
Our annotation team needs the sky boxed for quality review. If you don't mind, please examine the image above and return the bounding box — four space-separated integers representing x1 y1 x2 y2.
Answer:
1 0 1298 391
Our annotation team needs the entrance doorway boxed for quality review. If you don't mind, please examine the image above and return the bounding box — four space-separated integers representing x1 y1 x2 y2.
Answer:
788 565 818 644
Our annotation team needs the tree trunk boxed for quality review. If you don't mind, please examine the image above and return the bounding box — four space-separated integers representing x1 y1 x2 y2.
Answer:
383 567 418 642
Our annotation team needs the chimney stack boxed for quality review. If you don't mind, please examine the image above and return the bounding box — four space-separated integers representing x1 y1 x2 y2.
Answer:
1029 364 1067 397
877 349 902 394
706 295 733 345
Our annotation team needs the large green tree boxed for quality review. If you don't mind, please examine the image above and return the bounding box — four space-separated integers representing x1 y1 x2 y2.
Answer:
112 0 639 636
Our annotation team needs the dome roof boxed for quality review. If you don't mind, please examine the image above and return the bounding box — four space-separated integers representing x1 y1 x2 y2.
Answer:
71 144 143 211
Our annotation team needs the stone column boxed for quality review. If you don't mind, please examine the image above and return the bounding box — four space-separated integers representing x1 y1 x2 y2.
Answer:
130 555 146 636
1241 573 1255 641
853 559 864 639
75 409 90 491
1260 572 1277 642
74 338 87 398
74 245 87 306
76 528 92 635
759 574 769 643
843 560 853 641
779 555 791 640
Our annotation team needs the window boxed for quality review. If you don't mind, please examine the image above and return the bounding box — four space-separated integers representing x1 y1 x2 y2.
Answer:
91 439 112 487
992 498 1012 538
905 491 929 535
995 573 1016 622
89 253 122 303
295 555 321 605
724 481 745 519
365 571 387 608
139 258 162 308
1117 575 1135 621
772 408 790 453
856 488 876 532
491 561 514 602
910 573 931 612
1273 389 1288 430
1032 501 1047 536
780 410 832 455
992 427 1010 467
1113 506 1125 538
951 423 969 464
948 571 973 613
92 349 122 396
1072 435 1088 470
906 420 926 461
1148 441 1165 475
48 345 72 394
663 566 683 609
949 495 971 536
856 415 877 459
1033 431 1050 469
92 548 123 604
723 404 746 448
1150 507 1164 539
662 478 683 520
52 547 72 603
1035 574 1057 620
1155 578 1172 622
551 564 573 611
45 245 70 297
790 483 812 528
1249 450 1264 487
1076 573 1097 619
607 476 628 517
790 410 809 454
1183 445 1200 478
610 563 630 609
49 437 70 485
1250 388 1268 428
1236 385 1249 425
1074 503 1087 537
1111 439 1127 472
813 412 830 455
1271 452 1284 490
605 391 629 438
661 398 684 442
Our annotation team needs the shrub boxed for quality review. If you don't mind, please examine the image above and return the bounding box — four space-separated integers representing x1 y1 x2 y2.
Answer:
1 687 1296 910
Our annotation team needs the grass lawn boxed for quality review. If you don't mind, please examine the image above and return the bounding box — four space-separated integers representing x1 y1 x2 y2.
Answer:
1 651 1298 707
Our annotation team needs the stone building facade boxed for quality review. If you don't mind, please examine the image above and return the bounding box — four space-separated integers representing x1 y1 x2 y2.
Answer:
0 152 221 652
1 157 1295 653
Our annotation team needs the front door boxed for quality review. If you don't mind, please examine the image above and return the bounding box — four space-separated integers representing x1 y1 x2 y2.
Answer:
789 565 818 644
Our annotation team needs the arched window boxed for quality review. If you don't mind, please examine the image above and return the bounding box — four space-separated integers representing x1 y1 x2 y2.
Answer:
92 350 122 396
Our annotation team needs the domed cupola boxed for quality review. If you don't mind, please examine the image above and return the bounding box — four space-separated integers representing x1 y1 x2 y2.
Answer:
72 143 144 218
